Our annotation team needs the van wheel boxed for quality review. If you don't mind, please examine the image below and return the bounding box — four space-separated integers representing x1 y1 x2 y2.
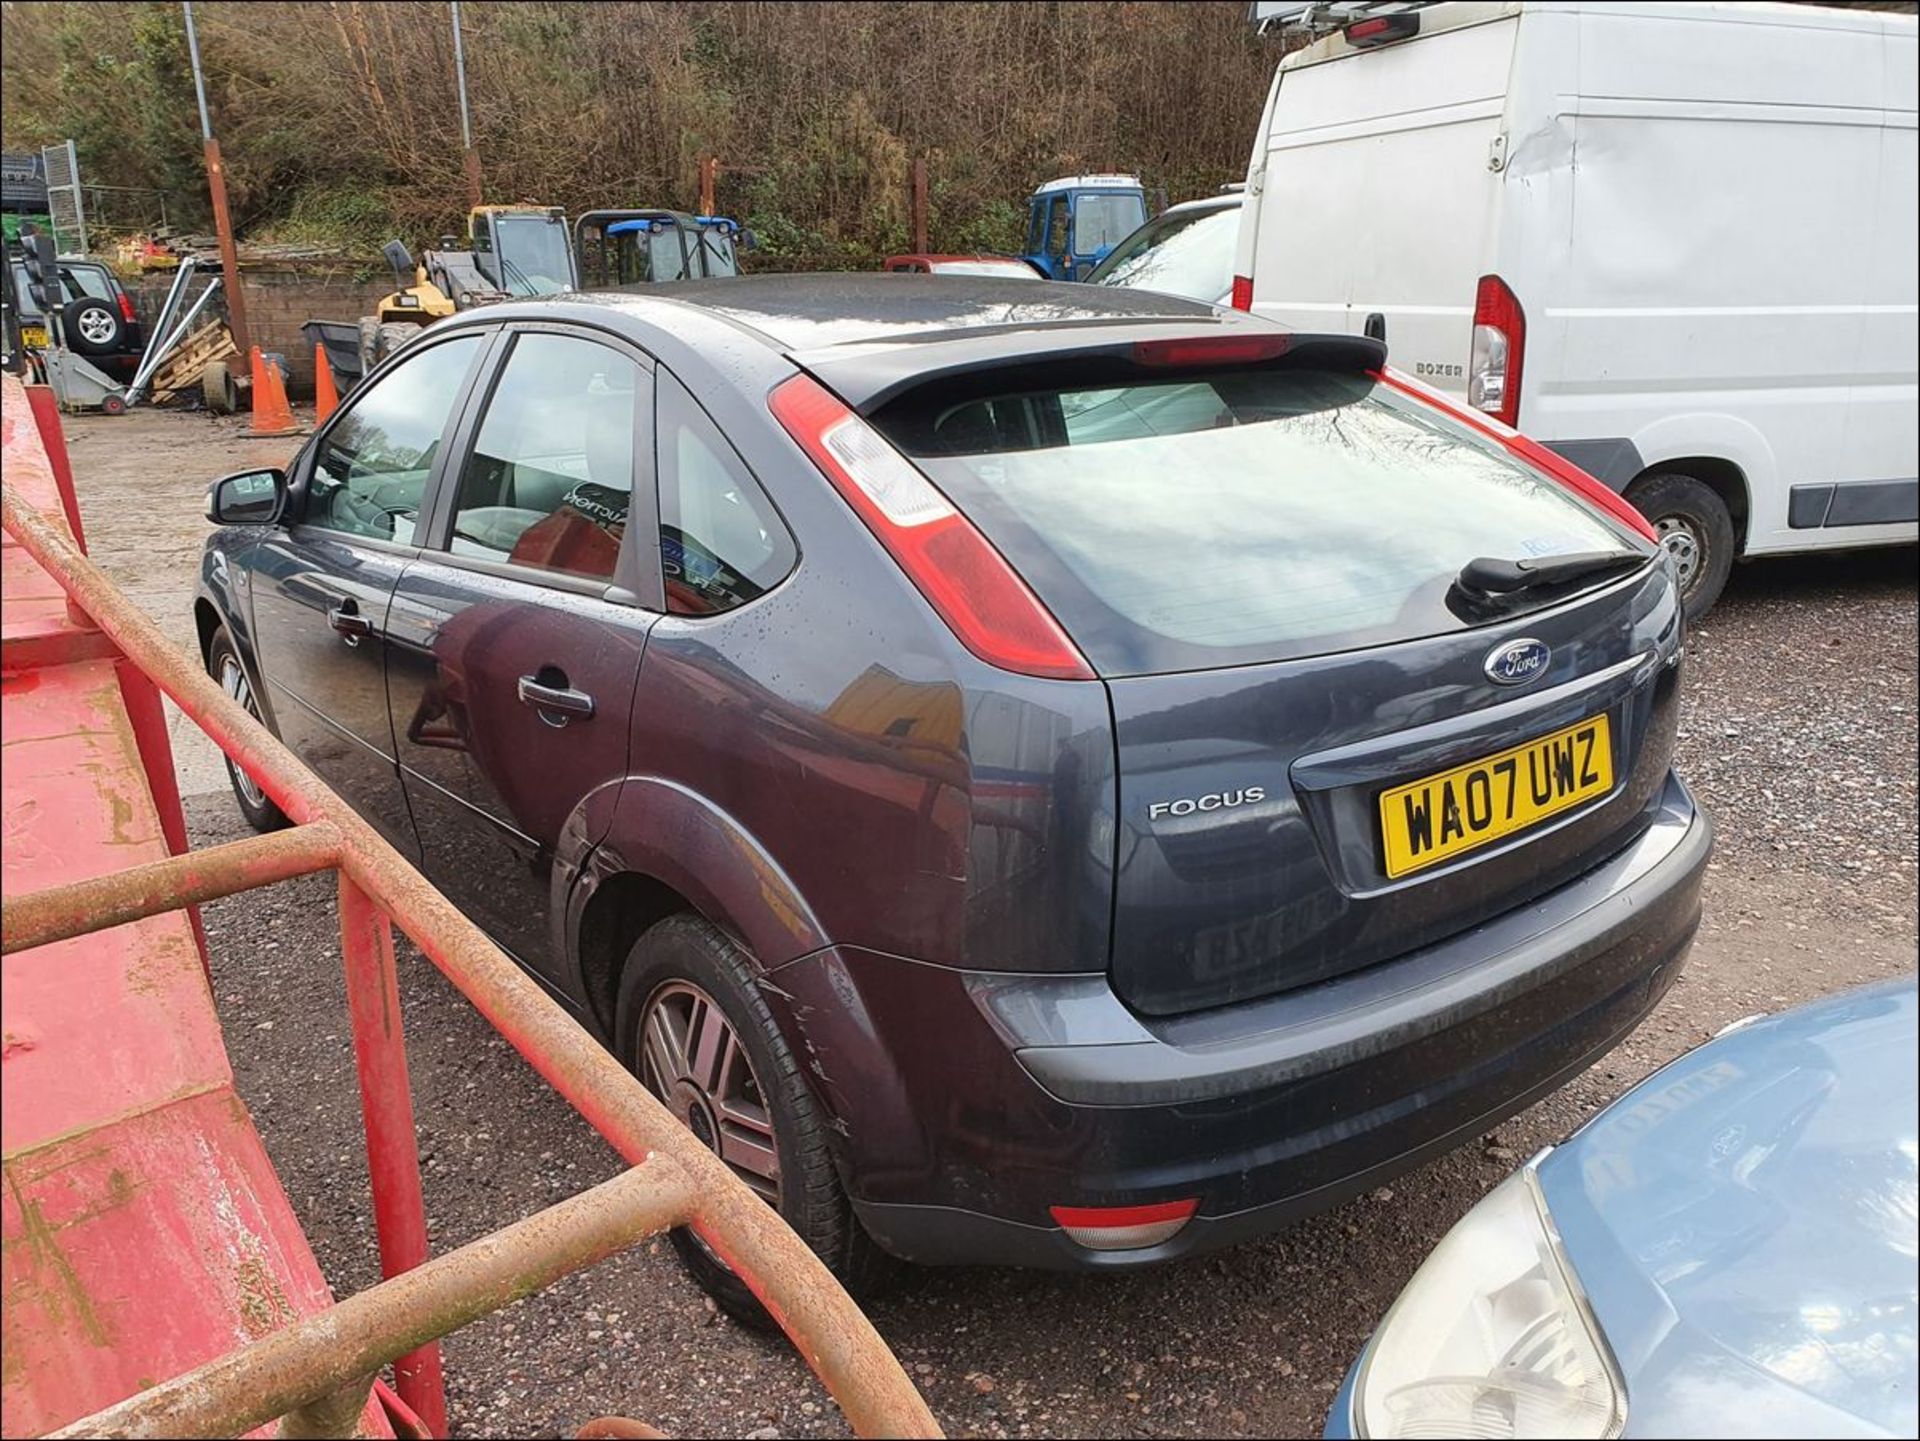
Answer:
207 627 288 833
612 914 898 1328
1626 472 1735 620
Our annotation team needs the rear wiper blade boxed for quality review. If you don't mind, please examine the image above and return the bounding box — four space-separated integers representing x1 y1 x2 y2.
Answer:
1454 550 1645 598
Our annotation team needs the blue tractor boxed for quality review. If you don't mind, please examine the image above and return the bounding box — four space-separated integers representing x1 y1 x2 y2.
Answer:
1019 174 1151 281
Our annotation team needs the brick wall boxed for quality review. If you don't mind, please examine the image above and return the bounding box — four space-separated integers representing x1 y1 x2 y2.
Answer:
128 267 392 400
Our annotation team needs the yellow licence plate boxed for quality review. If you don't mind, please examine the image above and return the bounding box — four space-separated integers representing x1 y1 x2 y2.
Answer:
22 324 49 350
1379 714 1613 878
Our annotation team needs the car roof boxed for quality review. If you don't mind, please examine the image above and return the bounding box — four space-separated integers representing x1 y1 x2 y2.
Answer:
615 272 1223 353
462 273 1361 413
887 254 1031 266
1159 195 1242 218
1032 174 1144 196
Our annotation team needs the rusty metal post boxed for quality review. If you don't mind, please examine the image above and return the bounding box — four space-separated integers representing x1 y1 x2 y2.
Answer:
182 3 251 358
2 824 340 955
912 158 929 256
49 1162 701 1441
451 1 483 210
1 460 943 1441
338 875 446 1437
699 155 717 217
275 1376 374 1440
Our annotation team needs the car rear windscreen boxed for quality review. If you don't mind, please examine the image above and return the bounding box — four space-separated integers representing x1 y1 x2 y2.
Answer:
871 368 1648 676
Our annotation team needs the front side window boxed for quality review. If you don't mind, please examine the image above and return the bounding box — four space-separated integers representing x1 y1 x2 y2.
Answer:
1073 194 1147 255
448 332 642 582
307 334 482 542
658 372 795 615
490 216 573 295
1045 195 1071 260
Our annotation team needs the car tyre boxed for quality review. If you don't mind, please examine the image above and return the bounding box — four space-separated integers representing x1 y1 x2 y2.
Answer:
63 297 124 356
201 359 238 414
613 913 899 1328
374 322 420 365
1626 471 1736 620
207 626 288 833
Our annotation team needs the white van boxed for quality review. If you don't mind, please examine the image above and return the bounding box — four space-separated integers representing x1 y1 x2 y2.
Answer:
1234 1 1917 615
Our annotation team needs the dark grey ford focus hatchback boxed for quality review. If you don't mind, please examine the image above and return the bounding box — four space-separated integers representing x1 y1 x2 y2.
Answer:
196 276 1710 1319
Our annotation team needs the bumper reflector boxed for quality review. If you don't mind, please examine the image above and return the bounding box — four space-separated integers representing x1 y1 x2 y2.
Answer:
1049 1198 1199 1251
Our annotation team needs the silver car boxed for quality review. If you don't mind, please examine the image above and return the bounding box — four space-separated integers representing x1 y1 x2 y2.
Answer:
1328 976 1919 1439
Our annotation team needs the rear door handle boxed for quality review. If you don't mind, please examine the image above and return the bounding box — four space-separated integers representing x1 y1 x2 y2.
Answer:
517 673 595 723
328 603 372 643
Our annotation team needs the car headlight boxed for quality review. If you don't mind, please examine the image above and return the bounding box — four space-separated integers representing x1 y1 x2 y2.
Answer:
1355 1161 1626 1440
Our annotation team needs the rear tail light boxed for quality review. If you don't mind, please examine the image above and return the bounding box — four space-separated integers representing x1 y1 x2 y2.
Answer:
117 293 138 324
769 374 1094 681
1469 274 1525 427
1050 1199 1199 1251
1230 274 1253 312
1377 369 1657 543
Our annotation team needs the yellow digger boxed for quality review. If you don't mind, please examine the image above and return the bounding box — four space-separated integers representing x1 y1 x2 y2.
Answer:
359 203 576 370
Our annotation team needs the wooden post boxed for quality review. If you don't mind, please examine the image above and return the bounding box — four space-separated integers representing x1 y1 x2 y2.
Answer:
699 155 718 216
912 158 929 255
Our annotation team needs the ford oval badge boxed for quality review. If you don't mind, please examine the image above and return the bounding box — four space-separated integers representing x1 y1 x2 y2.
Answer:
1485 637 1551 686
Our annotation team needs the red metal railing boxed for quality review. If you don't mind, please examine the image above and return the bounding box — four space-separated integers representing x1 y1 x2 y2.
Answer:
0 381 940 1440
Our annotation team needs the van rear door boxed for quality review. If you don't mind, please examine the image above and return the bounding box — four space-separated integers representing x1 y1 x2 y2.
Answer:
1243 8 1519 400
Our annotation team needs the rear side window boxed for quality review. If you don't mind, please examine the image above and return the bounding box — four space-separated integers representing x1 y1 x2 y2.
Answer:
874 368 1646 675
657 373 795 616
449 332 642 582
61 265 115 302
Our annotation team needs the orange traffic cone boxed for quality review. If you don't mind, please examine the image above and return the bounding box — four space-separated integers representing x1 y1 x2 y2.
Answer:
314 343 340 424
247 346 300 437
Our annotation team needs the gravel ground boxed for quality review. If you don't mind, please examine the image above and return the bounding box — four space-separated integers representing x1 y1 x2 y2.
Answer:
63 408 1920 1439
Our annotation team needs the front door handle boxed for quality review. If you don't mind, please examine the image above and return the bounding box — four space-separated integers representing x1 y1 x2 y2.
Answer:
328 603 372 644
517 672 595 724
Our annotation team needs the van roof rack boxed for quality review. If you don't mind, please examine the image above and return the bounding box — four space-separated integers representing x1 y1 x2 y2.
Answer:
1249 1 1431 40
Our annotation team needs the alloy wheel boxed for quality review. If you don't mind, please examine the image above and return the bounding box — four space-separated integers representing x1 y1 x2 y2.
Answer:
637 980 781 1209
77 309 116 346
218 654 270 809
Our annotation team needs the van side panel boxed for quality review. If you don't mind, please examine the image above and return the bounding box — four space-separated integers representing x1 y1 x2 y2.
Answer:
1242 1 1917 561
1537 4 1916 554
1246 14 1519 385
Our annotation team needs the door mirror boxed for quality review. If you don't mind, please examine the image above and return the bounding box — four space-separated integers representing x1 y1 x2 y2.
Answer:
206 468 286 525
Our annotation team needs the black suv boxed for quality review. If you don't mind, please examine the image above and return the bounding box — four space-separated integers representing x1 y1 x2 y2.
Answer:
7 253 146 383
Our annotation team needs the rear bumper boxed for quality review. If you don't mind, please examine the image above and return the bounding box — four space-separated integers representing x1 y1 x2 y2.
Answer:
763 773 1710 1270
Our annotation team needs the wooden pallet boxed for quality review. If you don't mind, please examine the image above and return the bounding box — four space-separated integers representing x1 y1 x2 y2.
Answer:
148 323 240 401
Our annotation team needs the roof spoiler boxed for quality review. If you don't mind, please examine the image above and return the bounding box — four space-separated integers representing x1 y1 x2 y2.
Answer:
806 324 1388 414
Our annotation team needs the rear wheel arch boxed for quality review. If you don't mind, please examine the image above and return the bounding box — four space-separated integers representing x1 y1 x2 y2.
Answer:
1627 456 1751 553
573 869 696 1037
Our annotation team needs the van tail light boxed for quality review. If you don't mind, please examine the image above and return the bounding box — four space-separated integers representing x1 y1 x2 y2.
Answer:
117 293 138 323
1230 274 1254 312
769 374 1094 681
1376 368 1658 543
1469 274 1524 427
1050 1198 1199 1251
